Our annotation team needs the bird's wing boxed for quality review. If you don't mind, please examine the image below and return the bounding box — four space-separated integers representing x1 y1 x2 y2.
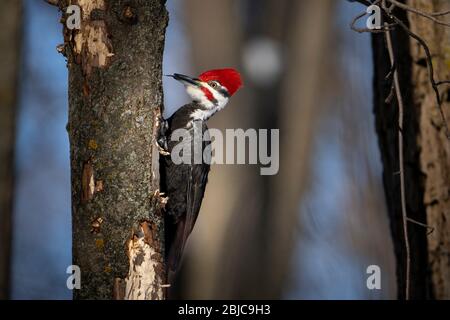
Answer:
185 163 209 235
167 162 209 274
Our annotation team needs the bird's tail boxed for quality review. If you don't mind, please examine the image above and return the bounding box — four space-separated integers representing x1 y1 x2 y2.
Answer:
166 218 187 284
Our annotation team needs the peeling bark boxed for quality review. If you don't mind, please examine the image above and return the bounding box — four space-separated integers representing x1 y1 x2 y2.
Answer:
0 0 22 300
55 0 169 299
123 221 164 300
59 0 113 78
372 0 450 299
71 0 113 76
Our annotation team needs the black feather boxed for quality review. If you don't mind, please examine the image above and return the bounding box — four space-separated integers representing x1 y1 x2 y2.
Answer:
161 103 211 279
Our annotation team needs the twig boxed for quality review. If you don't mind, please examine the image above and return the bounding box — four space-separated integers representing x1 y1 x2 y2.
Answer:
45 0 59 6
350 0 375 7
384 59 397 80
407 217 434 235
385 83 395 103
431 10 450 17
385 0 450 27
382 0 410 300
436 80 450 86
350 0 398 34
388 14 450 139
350 12 397 33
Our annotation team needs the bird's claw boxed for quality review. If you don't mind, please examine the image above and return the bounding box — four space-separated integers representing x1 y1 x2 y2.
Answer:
158 144 170 156
152 189 169 210
157 117 170 156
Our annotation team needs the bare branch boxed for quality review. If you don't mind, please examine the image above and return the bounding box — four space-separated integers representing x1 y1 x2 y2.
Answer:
388 14 450 139
431 10 450 17
349 0 397 34
385 0 450 27
436 80 450 86
348 0 377 7
406 217 435 236
350 0 450 139
45 0 59 6
382 0 411 299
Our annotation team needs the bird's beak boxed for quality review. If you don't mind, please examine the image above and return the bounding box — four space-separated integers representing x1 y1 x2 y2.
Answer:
167 73 201 87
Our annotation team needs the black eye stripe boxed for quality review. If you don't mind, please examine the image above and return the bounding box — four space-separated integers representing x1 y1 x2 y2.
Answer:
218 88 230 98
206 81 229 97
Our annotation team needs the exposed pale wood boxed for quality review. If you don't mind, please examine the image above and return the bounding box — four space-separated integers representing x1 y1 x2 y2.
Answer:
57 0 169 299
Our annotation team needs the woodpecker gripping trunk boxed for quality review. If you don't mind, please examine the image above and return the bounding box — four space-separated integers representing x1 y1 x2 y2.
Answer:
161 105 211 280
161 70 242 284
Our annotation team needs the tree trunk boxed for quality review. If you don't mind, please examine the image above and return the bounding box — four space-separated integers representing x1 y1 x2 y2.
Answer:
0 0 22 300
54 0 168 300
372 0 450 299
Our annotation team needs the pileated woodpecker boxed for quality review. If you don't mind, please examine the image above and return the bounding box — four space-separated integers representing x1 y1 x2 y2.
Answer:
159 68 243 281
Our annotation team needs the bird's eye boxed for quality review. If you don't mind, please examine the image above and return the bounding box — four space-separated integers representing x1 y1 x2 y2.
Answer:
209 81 218 88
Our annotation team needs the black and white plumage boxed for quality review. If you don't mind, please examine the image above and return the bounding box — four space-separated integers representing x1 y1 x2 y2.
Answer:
159 69 242 281
160 103 211 276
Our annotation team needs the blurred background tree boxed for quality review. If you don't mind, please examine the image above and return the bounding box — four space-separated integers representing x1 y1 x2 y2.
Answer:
168 0 395 299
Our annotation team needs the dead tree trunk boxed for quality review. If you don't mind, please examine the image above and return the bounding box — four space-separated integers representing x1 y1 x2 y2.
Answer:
52 0 168 299
0 0 22 300
372 0 450 299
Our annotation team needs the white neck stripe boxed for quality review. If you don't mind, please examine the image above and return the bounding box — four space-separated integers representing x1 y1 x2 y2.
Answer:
185 83 229 121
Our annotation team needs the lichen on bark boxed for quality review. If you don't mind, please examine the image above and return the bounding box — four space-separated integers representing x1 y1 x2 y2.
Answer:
55 0 169 299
